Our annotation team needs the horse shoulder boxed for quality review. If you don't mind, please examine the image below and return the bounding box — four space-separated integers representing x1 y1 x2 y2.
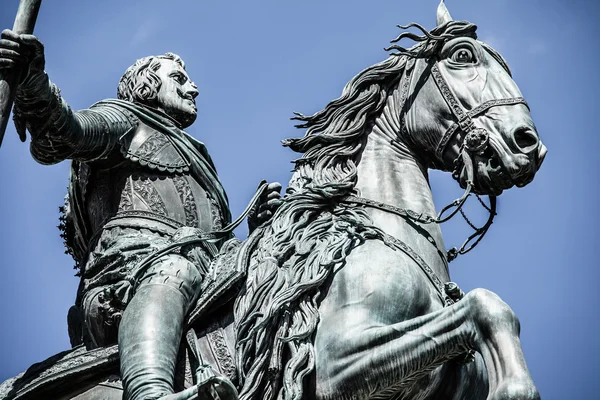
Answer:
318 239 438 332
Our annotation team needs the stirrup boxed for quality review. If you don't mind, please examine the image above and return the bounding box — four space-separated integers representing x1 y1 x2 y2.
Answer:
155 365 238 400
196 364 239 400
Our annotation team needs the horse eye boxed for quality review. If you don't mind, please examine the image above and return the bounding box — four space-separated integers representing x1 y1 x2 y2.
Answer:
451 48 475 63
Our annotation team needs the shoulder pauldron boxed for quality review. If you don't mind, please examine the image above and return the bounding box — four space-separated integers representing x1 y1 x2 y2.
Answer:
119 123 191 173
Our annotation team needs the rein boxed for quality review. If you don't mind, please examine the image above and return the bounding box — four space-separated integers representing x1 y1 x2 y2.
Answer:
341 192 496 262
430 59 526 258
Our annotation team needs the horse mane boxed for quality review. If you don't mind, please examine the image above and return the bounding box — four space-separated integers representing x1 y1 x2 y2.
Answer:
284 53 407 193
284 20 477 193
233 20 478 400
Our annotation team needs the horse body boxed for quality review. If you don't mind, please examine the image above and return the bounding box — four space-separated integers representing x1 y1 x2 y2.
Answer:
313 115 453 399
313 32 542 399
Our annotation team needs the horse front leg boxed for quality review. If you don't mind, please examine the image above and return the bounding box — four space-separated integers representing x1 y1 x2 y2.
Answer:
314 288 539 400
464 289 540 400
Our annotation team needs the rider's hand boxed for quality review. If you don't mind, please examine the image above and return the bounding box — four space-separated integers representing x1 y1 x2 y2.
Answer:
248 182 283 233
0 30 45 142
0 29 45 82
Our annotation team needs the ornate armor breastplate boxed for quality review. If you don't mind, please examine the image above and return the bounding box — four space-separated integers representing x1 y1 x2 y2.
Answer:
115 171 222 233
119 123 191 173
78 122 223 243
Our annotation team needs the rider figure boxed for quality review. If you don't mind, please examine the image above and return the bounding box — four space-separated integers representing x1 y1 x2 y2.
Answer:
0 29 280 400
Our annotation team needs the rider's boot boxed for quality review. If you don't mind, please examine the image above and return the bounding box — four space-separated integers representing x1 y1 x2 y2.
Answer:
118 253 238 400
119 283 190 400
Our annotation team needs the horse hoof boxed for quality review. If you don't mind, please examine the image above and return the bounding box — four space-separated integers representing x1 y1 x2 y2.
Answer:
489 379 540 400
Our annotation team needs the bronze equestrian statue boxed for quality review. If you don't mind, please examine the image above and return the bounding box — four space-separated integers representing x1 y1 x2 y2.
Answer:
0 2 546 399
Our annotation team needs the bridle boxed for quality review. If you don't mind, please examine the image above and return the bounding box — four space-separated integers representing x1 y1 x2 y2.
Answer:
431 62 529 162
344 53 530 262
430 59 529 258
339 51 532 312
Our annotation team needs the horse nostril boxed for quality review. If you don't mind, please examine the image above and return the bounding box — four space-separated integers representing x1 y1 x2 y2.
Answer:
489 157 499 169
513 127 539 153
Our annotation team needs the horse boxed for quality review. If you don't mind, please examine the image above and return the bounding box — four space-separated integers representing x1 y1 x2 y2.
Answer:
0 2 546 400
232 2 546 400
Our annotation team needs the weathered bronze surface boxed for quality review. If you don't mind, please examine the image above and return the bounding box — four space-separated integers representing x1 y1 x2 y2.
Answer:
0 1 545 399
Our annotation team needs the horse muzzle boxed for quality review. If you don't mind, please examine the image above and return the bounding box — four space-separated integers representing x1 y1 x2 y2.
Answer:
478 125 545 193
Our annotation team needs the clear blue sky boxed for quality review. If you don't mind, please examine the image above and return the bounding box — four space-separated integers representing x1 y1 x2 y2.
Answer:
0 0 598 398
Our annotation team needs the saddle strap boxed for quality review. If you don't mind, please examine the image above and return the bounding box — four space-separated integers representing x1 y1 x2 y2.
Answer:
341 195 450 266
378 231 454 307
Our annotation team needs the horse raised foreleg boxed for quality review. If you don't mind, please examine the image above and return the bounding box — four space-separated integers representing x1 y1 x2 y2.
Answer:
314 288 539 400
464 289 539 400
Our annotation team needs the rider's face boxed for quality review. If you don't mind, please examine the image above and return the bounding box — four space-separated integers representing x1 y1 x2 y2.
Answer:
155 58 199 128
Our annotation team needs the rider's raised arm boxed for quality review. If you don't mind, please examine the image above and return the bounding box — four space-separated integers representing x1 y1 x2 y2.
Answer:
15 76 132 164
1 30 132 164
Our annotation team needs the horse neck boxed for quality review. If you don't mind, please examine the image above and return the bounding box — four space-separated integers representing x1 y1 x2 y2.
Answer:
355 111 450 280
356 130 436 218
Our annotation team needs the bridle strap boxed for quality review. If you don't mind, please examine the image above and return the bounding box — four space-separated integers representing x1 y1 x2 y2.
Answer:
429 62 529 162
342 195 437 225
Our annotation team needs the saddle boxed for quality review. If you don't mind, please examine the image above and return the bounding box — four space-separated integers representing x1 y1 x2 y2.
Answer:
0 240 246 400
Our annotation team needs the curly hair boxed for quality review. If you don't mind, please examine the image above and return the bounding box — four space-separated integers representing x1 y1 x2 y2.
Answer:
117 52 185 107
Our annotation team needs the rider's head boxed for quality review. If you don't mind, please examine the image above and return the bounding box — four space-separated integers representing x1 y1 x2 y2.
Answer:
117 53 199 128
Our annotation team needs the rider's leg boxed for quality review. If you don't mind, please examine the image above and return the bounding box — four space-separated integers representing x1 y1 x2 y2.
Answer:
119 255 202 400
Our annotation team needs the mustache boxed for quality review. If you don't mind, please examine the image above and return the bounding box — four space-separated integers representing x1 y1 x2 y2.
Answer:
176 88 195 101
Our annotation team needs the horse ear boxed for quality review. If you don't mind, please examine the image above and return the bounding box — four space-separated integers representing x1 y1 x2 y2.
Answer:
436 0 453 26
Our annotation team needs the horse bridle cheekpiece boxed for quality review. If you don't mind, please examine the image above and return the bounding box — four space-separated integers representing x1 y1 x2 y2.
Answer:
430 62 529 179
426 57 529 259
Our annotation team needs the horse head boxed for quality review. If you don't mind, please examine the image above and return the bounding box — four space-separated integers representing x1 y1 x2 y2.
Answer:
286 2 545 200
399 1 546 196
